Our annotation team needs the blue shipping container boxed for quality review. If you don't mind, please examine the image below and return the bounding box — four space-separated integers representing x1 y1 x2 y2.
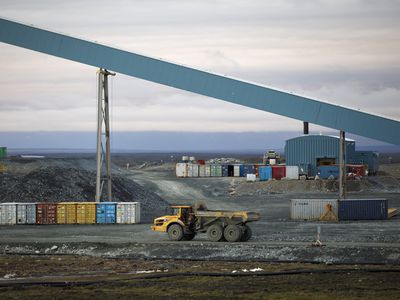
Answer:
221 164 229 177
338 199 388 220
318 165 339 179
96 202 117 224
240 164 255 177
259 166 272 181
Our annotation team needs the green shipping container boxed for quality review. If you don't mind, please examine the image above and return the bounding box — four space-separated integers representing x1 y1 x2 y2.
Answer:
210 164 222 177
0 147 7 159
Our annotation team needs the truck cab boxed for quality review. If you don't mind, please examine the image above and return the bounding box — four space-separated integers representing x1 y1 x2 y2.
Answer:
151 205 194 238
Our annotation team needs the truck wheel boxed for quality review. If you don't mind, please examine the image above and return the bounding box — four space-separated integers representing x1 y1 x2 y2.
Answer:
224 225 242 242
241 225 252 241
183 233 196 241
207 224 224 242
168 224 184 241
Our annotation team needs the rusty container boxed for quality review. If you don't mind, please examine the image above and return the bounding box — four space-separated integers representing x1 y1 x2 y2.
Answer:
36 203 57 224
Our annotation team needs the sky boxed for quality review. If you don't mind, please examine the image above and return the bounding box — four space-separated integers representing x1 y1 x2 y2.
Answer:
0 0 400 149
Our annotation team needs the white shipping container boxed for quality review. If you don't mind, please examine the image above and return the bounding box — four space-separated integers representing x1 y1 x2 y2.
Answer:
176 163 188 177
290 199 338 220
0 203 17 225
285 166 299 180
269 159 276 165
116 202 141 224
234 165 241 177
17 203 36 224
199 165 206 177
188 163 199 177
205 164 211 177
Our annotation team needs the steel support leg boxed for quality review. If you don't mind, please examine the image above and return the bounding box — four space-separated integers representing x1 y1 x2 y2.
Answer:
95 68 115 203
339 130 346 199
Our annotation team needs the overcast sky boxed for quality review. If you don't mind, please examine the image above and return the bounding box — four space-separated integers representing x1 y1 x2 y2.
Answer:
1 0 399 134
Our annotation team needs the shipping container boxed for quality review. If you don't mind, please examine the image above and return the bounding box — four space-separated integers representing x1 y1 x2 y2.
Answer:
254 164 264 177
210 164 222 177
233 165 241 177
240 165 255 177
0 147 7 159
57 202 78 224
221 164 229 177
272 165 286 180
338 199 388 220
116 202 141 224
290 199 339 220
76 202 96 224
197 159 206 165
227 165 235 177
96 202 117 224
318 165 339 179
176 163 188 177
36 203 57 224
285 166 299 180
0 203 17 225
259 166 272 181
187 163 199 177
318 164 366 179
198 164 206 177
16 203 36 224
205 164 211 177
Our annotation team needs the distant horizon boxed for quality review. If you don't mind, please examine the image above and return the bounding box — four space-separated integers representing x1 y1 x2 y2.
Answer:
2 130 400 154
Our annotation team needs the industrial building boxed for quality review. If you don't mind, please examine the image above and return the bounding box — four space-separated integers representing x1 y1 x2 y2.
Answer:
285 135 379 177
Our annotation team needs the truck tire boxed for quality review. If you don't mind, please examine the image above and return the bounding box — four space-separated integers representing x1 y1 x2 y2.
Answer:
224 225 242 242
207 224 224 242
168 224 184 241
241 225 252 241
183 233 196 241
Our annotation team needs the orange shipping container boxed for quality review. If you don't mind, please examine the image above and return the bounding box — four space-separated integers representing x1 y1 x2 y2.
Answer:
57 202 78 224
76 202 96 224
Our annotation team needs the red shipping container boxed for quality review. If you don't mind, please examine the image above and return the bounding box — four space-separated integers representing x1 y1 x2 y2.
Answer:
197 160 206 165
272 165 286 180
36 203 57 224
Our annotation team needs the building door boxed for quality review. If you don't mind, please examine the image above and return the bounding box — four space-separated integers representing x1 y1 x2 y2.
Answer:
316 157 336 166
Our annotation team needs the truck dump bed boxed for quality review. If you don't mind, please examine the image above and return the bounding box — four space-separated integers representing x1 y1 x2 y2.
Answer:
195 210 260 222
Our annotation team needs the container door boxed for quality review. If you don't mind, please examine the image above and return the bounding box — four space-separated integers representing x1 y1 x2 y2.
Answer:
17 204 26 224
27 204 36 224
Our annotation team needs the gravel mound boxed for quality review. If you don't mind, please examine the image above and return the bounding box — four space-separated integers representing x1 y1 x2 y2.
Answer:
0 162 170 223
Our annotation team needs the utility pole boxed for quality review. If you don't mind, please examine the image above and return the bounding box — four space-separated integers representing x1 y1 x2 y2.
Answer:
95 68 115 203
339 130 346 199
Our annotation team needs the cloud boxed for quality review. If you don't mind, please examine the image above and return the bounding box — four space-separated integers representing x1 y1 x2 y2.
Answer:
0 0 399 134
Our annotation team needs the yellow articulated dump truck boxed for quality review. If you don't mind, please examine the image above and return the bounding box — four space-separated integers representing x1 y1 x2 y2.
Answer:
151 204 260 242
